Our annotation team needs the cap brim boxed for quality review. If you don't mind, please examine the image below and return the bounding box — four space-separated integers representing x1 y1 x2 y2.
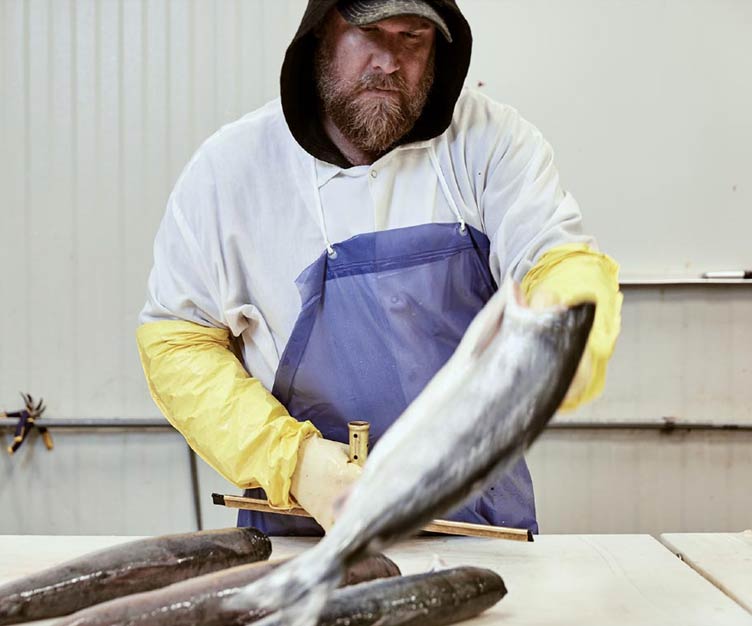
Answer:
339 0 453 42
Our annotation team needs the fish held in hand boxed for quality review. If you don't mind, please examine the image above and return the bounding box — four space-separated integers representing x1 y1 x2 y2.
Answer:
226 276 595 625
0 527 271 625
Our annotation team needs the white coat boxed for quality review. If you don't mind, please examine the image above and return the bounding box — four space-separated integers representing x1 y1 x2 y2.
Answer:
141 88 592 391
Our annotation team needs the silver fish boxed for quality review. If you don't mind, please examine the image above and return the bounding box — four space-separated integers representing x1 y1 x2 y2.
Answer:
225 276 595 625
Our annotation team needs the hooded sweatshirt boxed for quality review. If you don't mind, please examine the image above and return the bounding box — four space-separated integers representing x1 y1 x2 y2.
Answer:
280 0 473 167
136 0 621 509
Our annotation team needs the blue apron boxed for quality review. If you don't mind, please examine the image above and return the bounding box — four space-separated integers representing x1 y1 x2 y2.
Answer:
238 157 537 535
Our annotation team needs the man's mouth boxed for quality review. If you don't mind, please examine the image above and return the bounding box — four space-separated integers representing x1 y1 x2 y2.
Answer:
361 87 400 97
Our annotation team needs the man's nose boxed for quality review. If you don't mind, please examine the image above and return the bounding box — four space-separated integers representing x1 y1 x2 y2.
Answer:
370 47 400 74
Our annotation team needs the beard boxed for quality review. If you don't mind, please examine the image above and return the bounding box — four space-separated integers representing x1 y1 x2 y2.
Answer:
315 43 435 156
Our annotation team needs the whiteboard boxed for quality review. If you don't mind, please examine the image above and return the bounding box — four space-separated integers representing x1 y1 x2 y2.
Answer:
462 0 752 278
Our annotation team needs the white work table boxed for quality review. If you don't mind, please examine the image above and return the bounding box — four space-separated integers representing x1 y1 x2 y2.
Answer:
660 531 752 614
1 534 751 626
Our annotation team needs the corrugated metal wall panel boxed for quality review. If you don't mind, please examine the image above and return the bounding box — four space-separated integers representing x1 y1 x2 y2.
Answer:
0 0 305 418
1 1 31 396
529 430 752 535
0 431 199 535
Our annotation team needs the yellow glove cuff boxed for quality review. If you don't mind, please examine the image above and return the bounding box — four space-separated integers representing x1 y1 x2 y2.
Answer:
521 243 623 411
136 320 319 508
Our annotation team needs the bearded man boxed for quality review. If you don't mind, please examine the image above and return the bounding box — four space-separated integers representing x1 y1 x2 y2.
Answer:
137 0 622 536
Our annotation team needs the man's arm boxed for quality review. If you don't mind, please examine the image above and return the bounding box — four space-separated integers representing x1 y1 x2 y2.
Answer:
137 153 358 522
476 99 622 410
136 319 319 508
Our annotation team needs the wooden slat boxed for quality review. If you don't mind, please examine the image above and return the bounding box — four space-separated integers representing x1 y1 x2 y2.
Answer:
212 494 532 542
422 519 532 541
660 532 752 614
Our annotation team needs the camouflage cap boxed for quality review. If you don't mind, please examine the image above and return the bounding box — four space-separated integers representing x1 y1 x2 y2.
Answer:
338 0 452 42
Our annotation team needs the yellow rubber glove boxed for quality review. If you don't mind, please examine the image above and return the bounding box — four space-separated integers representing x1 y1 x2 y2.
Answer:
136 320 319 509
521 243 623 411
290 436 363 531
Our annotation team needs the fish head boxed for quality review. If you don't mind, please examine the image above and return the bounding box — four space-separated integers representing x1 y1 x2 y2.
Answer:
468 274 596 451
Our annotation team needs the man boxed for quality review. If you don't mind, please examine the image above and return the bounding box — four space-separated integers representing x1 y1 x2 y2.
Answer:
137 0 622 535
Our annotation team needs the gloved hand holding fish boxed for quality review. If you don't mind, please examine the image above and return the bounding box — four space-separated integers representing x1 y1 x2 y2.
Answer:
223 275 596 625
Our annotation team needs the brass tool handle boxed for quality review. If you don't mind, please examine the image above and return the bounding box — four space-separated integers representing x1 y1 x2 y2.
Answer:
212 493 532 542
348 421 370 466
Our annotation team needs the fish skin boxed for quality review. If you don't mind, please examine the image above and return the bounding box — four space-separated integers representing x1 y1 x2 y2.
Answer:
261 566 506 626
225 276 595 626
0 527 271 625
54 554 400 626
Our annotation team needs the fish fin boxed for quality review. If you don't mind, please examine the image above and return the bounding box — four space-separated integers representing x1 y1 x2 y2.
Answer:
254 575 335 626
223 547 342 626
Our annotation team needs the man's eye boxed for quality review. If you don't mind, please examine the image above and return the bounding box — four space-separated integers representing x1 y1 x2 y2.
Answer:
403 32 420 39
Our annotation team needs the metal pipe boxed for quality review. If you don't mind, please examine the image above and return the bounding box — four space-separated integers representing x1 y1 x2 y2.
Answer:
0 418 172 429
620 278 752 287
547 421 752 433
1 418 750 433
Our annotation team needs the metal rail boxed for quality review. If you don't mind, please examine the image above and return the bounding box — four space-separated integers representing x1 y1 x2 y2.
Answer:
620 278 752 287
548 421 752 433
2 417 751 433
0 417 171 429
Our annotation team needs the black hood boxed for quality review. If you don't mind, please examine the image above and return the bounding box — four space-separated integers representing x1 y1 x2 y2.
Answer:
280 0 472 167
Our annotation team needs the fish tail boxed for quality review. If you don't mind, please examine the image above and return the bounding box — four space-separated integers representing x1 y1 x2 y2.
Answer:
259 565 341 626
223 546 342 626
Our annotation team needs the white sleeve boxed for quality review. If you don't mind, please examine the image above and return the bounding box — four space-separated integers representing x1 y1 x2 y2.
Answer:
139 151 225 328
475 102 594 284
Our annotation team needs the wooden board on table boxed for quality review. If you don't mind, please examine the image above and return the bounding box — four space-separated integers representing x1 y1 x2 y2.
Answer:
2 535 752 625
660 531 752 614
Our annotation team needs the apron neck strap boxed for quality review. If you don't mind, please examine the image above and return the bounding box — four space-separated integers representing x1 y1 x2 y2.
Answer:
311 147 469 257
311 158 337 258
429 147 467 234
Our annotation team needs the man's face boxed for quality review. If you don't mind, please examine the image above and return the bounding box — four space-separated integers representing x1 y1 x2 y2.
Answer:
315 10 437 156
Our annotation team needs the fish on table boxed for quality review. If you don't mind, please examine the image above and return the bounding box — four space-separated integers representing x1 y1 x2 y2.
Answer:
54 554 400 626
0 527 271 625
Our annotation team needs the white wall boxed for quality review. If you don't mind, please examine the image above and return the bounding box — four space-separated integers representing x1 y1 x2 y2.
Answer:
1 0 750 535
463 0 752 276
